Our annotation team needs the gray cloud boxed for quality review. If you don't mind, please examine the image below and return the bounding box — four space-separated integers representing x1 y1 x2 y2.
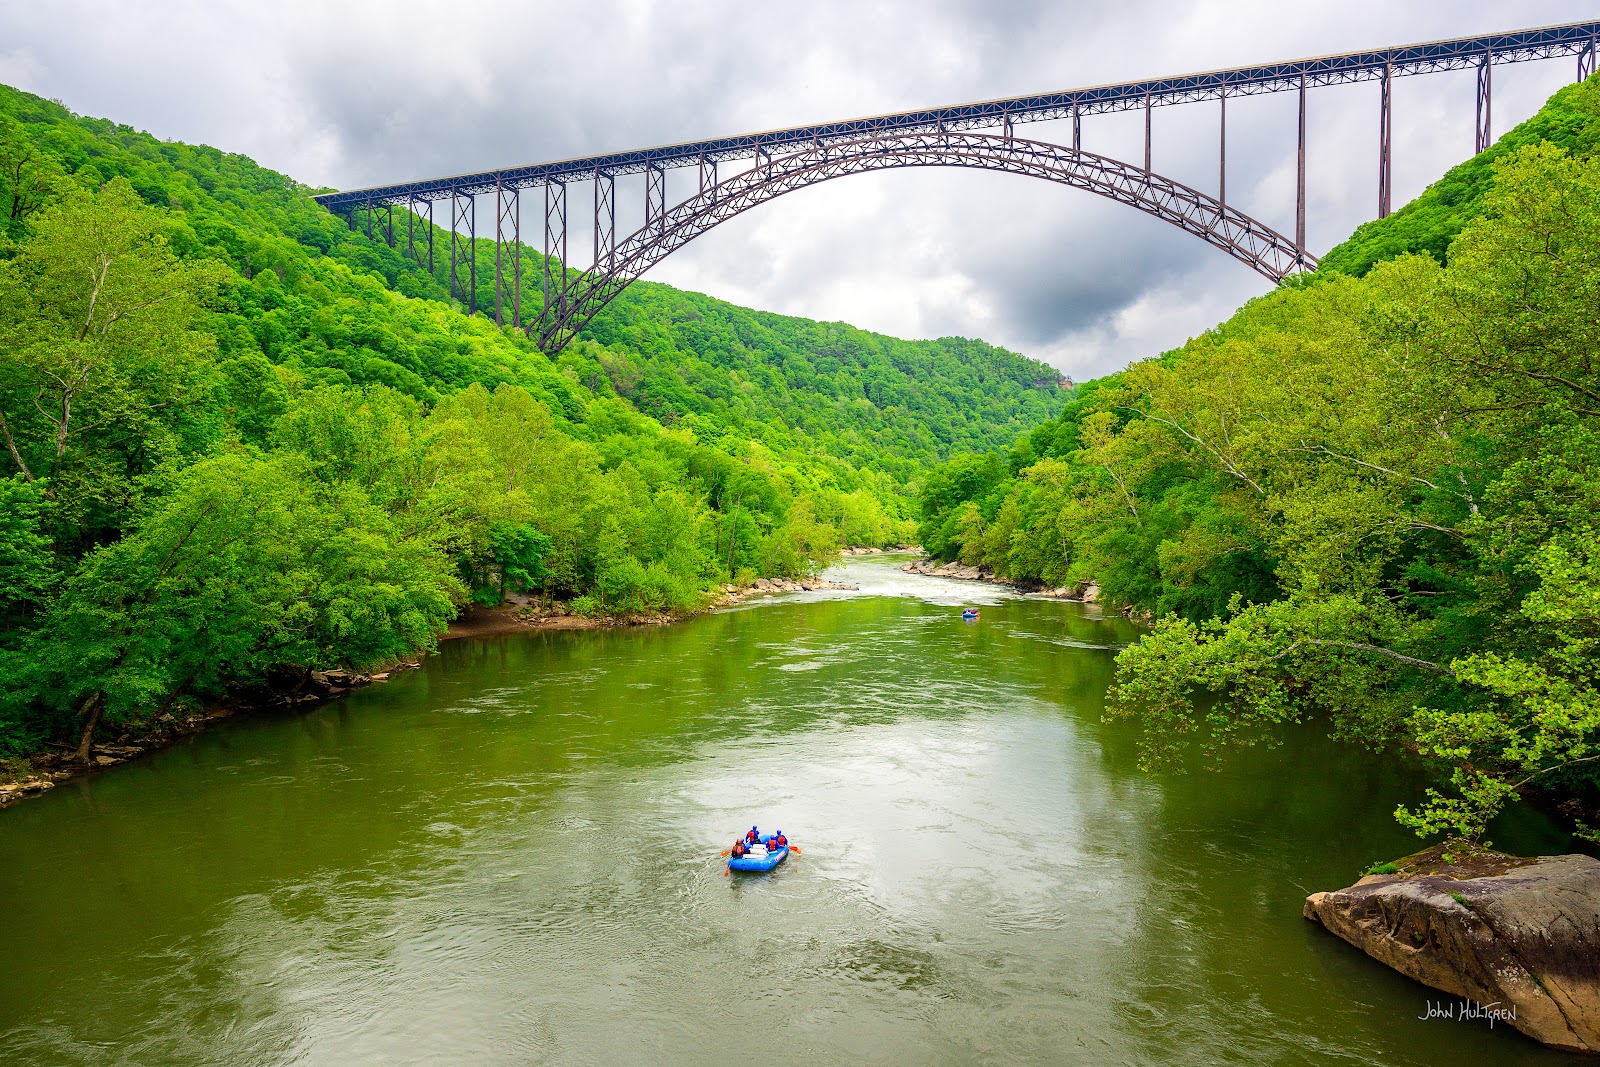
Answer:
1 0 1594 379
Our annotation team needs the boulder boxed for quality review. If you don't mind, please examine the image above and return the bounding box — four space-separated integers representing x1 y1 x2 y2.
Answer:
1079 581 1101 603
1304 844 1600 1053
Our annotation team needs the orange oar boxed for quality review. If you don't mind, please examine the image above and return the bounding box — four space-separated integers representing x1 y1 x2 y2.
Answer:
720 850 731 857
789 846 802 854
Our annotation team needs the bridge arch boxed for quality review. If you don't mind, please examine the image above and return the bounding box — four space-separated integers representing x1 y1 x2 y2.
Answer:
539 130 1313 351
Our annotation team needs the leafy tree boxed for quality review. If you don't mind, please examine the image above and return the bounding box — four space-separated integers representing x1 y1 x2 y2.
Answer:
0 179 227 546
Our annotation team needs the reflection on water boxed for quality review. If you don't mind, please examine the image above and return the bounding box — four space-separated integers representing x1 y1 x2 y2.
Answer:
0 556 1577 1065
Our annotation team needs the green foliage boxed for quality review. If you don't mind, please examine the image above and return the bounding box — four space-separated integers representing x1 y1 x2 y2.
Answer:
484 523 552 604
0 79 1062 758
915 90 1600 845
0 476 55 630
1099 143 1600 843
1366 862 1398 875
15 453 459 749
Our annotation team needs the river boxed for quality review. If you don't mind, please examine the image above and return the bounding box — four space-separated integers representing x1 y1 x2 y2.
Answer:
0 555 1579 1065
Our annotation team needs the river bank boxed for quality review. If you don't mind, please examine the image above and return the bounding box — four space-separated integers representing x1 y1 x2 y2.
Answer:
443 575 862 641
0 573 862 809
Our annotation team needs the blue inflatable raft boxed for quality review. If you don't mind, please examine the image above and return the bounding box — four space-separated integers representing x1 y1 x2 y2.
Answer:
962 609 980 619
728 836 790 873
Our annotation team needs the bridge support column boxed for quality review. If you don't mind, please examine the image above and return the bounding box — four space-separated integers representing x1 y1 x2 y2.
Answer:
646 162 666 234
543 180 568 336
594 168 615 273
407 196 434 275
698 153 718 201
494 181 521 329
1580 35 1596 81
1296 73 1306 265
1071 102 1080 152
450 189 476 315
1218 90 1226 208
1143 94 1152 175
1476 52 1493 153
1378 61 1393 219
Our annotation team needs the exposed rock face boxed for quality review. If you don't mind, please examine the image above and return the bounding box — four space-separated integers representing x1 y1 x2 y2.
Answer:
731 577 857 598
1304 844 1600 1053
899 558 1099 601
899 558 992 581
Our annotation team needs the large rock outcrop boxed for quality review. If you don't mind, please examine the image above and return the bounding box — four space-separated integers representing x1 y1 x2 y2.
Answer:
1304 844 1600 1053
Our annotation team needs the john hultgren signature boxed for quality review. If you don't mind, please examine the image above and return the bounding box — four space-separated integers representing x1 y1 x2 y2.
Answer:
1418 998 1518 1029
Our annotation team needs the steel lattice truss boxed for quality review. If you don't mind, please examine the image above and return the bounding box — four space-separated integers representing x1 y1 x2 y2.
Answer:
537 132 1311 352
315 20 1599 208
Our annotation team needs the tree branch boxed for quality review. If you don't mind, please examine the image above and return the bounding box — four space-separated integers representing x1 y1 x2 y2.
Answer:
1264 638 1457 678
1289 442 1440 492
1135 404 1267 497
1512 754 1600 793
0 407 34 481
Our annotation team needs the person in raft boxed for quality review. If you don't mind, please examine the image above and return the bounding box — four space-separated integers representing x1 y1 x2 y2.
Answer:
772 830 788 848
745 826 761 846
730 838 748 860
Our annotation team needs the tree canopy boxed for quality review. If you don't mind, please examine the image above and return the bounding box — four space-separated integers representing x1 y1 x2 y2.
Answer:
0 80 1068 761
913 76 1600 844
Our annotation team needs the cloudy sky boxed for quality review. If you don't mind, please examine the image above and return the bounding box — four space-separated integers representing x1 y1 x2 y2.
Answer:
1 1 1594 379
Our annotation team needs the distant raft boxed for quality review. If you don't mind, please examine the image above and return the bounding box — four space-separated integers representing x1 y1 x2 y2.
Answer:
728 836 790 873
962 609 980 619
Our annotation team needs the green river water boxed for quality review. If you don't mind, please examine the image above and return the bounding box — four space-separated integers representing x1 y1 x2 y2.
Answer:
0 555 1582 1065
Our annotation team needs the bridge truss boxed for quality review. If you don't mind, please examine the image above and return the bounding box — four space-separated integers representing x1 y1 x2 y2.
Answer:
315 20 1600 352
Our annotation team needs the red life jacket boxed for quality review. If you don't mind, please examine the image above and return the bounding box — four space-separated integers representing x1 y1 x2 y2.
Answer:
731 842 746 857
775 835 787 847
745 830 759 844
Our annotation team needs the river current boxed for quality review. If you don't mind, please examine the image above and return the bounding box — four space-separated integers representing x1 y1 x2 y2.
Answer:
0 555 1577 1065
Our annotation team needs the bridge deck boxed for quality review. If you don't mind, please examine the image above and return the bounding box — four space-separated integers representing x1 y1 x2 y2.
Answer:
314 21 1599 209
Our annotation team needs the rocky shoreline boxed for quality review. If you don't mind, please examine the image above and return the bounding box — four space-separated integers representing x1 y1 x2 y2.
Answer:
899 557 1102 603
442 575 861 640
0 571 863 808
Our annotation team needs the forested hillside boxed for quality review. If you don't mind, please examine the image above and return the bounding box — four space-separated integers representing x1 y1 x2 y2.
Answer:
915 75 1600 843
0 82 1065 761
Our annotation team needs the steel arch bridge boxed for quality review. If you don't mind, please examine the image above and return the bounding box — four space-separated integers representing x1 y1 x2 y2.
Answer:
315 19 1600 354
540 131 1307 353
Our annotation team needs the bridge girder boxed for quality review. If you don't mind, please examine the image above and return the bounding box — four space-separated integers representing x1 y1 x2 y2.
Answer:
535 131 1312 354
